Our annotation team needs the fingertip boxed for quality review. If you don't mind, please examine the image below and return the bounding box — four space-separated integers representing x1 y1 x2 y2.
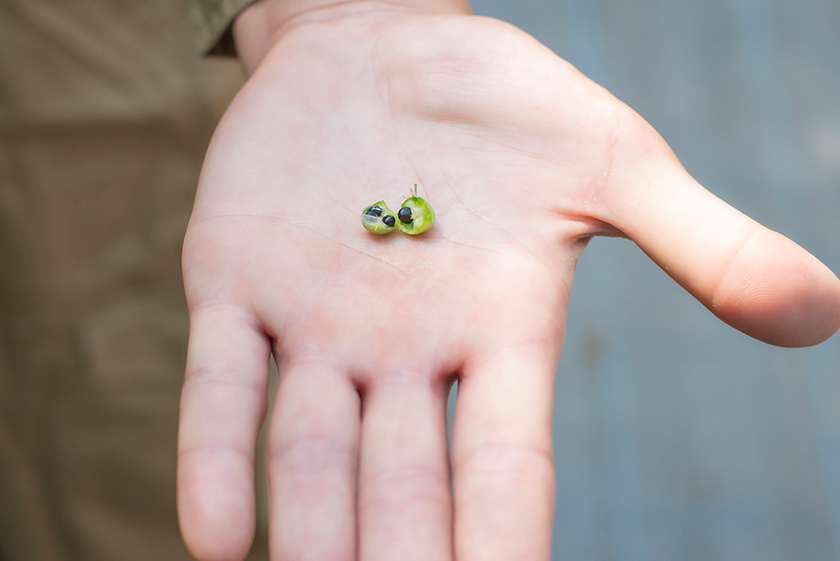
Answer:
710 229 840 347
178 451 256 561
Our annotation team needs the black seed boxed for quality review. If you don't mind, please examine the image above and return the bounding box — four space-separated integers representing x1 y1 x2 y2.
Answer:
382 215 396 227
365 205 383 217
398 207 413 224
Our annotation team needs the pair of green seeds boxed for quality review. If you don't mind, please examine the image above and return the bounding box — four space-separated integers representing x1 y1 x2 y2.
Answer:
361 185 435 236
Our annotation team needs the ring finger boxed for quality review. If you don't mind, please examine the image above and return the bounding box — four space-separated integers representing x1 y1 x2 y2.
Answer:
267 357 361 560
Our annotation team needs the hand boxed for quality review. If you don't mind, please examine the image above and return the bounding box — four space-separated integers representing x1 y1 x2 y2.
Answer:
177 3 840 560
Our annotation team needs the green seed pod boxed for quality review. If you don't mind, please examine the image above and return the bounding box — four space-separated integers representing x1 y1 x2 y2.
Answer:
396 185 435 235
361 201 398 234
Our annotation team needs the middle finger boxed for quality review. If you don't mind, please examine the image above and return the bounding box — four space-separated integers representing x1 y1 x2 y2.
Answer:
358 370 453 561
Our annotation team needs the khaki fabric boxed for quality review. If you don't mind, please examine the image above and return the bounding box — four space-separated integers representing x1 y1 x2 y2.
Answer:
0 1 268 559
189 0 257 55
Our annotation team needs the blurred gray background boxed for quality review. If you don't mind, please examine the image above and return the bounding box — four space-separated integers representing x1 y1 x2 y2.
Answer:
464 0 840 560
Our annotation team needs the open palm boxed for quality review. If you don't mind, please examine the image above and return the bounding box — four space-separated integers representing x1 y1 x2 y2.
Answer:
178 8 840 561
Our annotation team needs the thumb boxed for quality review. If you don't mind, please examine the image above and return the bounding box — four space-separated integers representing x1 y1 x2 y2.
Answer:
604 127 840 347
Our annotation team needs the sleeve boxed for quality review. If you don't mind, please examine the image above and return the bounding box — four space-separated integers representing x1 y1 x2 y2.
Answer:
188 0 257 56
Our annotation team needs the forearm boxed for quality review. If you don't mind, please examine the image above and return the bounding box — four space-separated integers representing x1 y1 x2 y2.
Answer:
232 0 471 74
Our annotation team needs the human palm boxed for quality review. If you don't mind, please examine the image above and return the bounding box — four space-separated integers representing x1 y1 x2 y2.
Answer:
178 9 840 561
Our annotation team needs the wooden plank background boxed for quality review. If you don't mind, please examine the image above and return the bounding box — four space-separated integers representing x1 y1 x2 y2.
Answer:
460 1 840 559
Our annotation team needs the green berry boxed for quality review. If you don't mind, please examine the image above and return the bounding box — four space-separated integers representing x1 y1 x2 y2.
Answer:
361 201 398 234
396 185 435 235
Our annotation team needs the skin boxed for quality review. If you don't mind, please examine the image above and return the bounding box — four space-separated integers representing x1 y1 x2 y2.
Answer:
177 1 840 560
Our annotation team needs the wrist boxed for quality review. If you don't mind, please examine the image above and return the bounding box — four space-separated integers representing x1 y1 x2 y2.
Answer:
232 0 471 73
